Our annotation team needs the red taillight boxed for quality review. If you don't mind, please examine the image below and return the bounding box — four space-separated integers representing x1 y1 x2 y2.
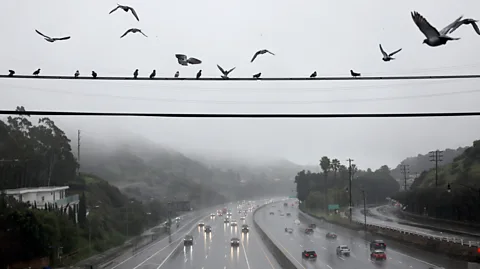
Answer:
305 254 309 257
314 254 317 257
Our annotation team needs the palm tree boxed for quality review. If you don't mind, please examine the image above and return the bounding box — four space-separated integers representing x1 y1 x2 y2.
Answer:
320 156 331 212
330 159 340 182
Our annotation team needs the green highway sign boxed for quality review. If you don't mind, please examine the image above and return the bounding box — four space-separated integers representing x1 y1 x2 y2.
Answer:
328 204 340 210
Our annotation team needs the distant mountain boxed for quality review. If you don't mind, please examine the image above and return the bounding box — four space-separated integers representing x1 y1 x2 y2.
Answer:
390 147 467 180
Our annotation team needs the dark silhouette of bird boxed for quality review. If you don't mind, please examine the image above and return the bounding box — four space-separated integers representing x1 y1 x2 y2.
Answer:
448 18 480 35
310 71 317 78
133 69 139 79
33 69 40 76
35 30 70 43
411 11 463 47
217 64 236 79
109 4 140 21
92 71 97 78
253 72 261 79
120 28 147 38
379 44 402 61
350 70 361 77
150 70 156 79
251 49 275 63
174 71 179 78
8 70 15 77
175 54 202 66
74 70 80 78
196 70 202 79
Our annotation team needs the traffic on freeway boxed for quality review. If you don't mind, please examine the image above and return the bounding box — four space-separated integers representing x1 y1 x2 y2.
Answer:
106 199 279 269
255 199 467 269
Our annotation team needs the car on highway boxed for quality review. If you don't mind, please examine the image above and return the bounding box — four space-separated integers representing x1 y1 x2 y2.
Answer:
284 202 288 206
210 213 215 217
336 245 351 256
370 239 387 251
302 250 317 259
286 212 291 216
242 224 249 233
370 249 387 261
230 237 240 247
285 228 293 233
308 223 316 228
224 218 230 223
269 212 274 215
326 232 337 239
294 219 300 225
280 213 285 216
205 225 212 233
240 216 245 220
230 220 238 226
184 235 194 246
198 222 205 227
304 228 314 234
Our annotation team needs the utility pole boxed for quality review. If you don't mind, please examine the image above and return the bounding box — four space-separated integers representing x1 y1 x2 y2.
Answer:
400 164 409 191
347 158 354 223
429 150 443 187
77 130 81 175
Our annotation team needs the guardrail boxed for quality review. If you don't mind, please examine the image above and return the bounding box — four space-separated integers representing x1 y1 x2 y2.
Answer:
253 200 297 269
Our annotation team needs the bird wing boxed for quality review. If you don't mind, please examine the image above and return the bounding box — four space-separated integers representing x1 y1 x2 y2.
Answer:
439 15 464 36
120 28 133 38
217 65 226 75
129 7 140 21
266 50 275 55
379 44 388 57
388 48 402 56
471 20 480 35
109 5 121 14
226 67 236 75
251 51 260 62
54 36 71 41
139 30 148 37
176 54 187 61
411 11 440 38
35 30 50 39
187 57 202 64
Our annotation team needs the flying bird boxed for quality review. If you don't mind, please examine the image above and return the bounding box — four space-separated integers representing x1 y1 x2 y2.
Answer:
251 49 275 63
350 70 360 77
33 69 40 76
174 71 179 78
448 18 480 35
217 65 236 79
133 69 139 79
92 71 97 78
150 70 156 79
411 11 463 47
310 71 317 78
35 30 70 43
196 70 202 79
253 72 261 79
109 4 139 21
74 70 80 78
175 54 202 66
379 44 402 61
8 70 15 77
120 28 147 38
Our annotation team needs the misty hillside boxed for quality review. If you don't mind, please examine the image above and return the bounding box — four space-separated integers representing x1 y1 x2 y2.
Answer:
79 136 297 205
390 147 467 180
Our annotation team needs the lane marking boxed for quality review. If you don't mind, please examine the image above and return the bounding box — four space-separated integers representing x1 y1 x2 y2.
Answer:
253 236 276 269
110 215 199 269
241 241 252 269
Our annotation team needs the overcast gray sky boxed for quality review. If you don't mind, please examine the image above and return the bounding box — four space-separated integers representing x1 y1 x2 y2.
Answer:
1 0 480 169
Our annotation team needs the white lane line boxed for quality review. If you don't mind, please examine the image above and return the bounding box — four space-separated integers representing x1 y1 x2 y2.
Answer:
111 215 199 269
338 256 345 261
321 246 326 250
205 255 208 259
241 240 251 269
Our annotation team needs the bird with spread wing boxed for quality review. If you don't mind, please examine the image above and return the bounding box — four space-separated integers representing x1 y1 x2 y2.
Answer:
109 4 140 21
411 11 463 47
35 30 70 43
120 28 147 38
251 49 275 63
217 65 236 79
379 44 402 61
448 18 480 35
175 54 202 66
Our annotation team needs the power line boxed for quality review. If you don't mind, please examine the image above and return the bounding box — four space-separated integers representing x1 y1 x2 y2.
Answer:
429 150 443 187
1 74 480 81
400 164 409 191
2 110 480 118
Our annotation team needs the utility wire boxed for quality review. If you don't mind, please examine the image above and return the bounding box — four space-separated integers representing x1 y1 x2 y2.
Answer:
2 74 480 81
2 110 480 118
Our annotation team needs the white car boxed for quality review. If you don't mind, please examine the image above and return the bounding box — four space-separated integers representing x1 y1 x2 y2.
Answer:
240 216 245 220
294 219 300 225
230 220 238 226
336 245 351 256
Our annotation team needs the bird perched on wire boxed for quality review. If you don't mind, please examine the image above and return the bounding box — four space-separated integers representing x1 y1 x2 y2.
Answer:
150 70 156 79
448 18 480 35
411 11 463 47
251 49 275 63
217 65 236 79
120 28 147 38
310 71 317 78
35 30 70 43
74 70 80 78
175 54 202 66
133 69 139 79
92 71 97 78
174 71 179 78
350 70 360 77
253 72 261 79
109 4 139 21
379 44 402 62
196 70 202 79
8 70 15 77
33 69 41 76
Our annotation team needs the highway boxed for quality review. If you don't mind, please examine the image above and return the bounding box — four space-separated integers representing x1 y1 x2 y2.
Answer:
255 200 468 269
106 199 280 269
